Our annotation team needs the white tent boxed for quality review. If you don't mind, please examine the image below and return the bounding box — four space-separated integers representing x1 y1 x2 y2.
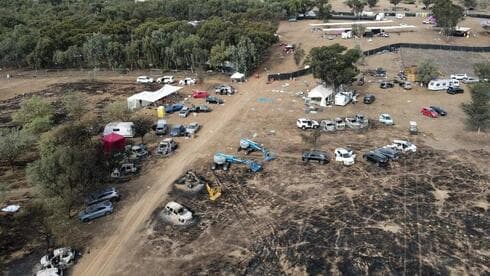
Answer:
230 72 245 82
307 85 334 107
127 84 182 110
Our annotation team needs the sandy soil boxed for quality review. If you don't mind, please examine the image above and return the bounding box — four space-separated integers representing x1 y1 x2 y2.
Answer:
1 13 489 276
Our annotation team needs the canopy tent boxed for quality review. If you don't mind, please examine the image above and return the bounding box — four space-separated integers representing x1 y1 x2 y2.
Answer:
102 132 126 153
230 72 245 82
307 85 334 107
127 84 182 110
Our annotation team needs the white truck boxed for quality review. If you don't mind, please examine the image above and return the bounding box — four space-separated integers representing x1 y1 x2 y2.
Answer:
386 140 417 153
297 118 319 130
334 148 356 165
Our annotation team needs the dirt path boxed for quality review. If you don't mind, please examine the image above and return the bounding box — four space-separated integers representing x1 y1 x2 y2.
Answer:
72 78 264 275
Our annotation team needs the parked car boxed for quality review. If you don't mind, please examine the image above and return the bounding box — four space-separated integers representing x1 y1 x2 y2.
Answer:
215 84 235 95
402 81 412 90
130 144 149 159
450 73 468 80
334 148 356 165
86 187 120 206
40 247 78 270
136 76 154 84
79 201 113 222
179 107 191 118
375 147 400 160
462 77 479 84
192 90 209 98
379 113 394 125
155 119 169 135
386 140 417 153
206 96 224 104
156 75 175 84
36 267 62 276
302 150 329 164
421 107 439 118
186 122 200 135
156 138 177 155
189 105 211 113
170 124 187 137
164 103 184 113
380 81 394 89
430 106 447 116
447 86 464 94
363 151 389 167
297 118 319 130
179 77 196 85
363 94 376 104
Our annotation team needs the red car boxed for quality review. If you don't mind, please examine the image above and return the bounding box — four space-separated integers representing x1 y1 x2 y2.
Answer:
192 90 209 99
421 107 439 118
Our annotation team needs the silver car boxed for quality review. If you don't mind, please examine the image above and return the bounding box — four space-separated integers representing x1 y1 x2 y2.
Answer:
86 187 120 206
79 201 113 222
186 122 200 135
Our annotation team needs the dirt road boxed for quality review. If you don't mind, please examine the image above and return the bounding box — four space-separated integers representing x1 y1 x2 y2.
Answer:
72 77 265 275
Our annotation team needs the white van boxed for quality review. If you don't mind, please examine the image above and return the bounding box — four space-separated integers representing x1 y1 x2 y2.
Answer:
428 79 460 91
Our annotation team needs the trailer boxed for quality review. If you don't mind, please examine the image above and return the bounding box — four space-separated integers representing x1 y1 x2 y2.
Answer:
428 79 460 91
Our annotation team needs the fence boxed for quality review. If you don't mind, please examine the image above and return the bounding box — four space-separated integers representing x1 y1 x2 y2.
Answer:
268 43 490 80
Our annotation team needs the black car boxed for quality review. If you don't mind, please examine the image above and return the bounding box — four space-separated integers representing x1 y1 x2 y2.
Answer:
375 148 400 160
430 106 447 116
189 105 211 113
206 96 224 104
380 81 394 89
363 151 389 167
363 94 376 104
447 86 464 95
302 151 329 164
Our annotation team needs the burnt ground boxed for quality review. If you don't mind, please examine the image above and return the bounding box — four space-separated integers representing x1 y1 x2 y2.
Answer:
124 127 489 275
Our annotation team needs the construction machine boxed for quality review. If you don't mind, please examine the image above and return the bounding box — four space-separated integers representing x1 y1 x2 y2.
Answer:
207 171 223 201
238 138 276 161
211 152 262 172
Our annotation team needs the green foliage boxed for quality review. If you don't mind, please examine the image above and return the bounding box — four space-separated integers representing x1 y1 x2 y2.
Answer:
62 92 87 121
308 44 362 89
351 24 366 37
12 96 54 133
132 116 153 143
27 122 107 218
422 0 433 8
0 128 33 168
474 63 490 80
0 0 280 72
416 59 439 86
367 0 379 8
461 0 477 9
105 101 132 122
231 37 258 75
390 0 403 7
345 0 367 15
461 83 490 132
317 0 332 21
432 0 464 35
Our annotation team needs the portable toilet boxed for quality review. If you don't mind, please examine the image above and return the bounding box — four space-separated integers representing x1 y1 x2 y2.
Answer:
157 106 165 118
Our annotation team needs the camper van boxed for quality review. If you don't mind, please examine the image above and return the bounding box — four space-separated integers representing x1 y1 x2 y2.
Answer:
103 122 135 138
428 79 460 91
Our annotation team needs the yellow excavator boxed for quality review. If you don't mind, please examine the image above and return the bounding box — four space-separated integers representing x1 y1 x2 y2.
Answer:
206 172 222 201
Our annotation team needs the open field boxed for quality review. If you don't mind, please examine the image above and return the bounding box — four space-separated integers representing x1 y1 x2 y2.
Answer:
1 9 489 276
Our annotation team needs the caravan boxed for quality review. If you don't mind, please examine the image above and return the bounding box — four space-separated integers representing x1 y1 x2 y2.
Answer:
335 92 353 106
428 79 460 91
103 122 135 138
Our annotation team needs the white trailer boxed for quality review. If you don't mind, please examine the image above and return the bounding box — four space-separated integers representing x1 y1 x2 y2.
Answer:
428 79 460 91
335 92 353 106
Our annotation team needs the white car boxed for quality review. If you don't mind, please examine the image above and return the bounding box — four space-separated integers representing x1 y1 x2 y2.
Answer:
450 74 468 80
379 113 394 125
40 247 77 269
136 76 154 83
296 118 319 130
157 75 175 84
462 77 479 84
186 122 200 135
334 148 356 165
163 201 193 225
386 140 417 153
36 267 62 276
179 77 196 85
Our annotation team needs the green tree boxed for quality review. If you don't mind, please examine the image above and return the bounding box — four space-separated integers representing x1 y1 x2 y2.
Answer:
367 0 379 8
422 0 433 8
432 0 464 35
132 116 153 143
232 37 258 75
0 128 33 169
462 83 490 133
317 0 332 20
416 59 439 86
308 44 362 90
12 96 54 133
62 92 87 121
294 47 306 66
209 41 230 69
300 127 322 149
474 63 490 80
351 24 366 37
83 33 110 68
390 0 403 9
105 101 132 122
461 0 477 10
345 0 367 16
